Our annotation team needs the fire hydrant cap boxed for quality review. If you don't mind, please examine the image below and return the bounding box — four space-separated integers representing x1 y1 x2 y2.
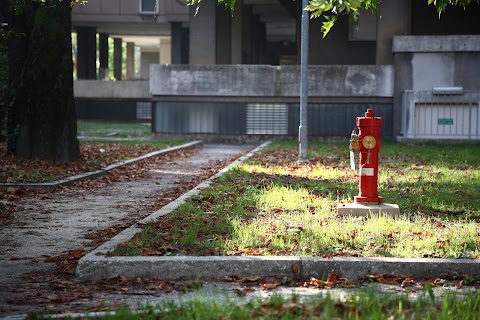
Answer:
365 109 374 117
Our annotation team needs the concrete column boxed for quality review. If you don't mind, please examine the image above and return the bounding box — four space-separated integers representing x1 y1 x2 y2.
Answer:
376 0 410 64
231 0 243 64
140 51 159 79
159 37 171 64
76 26 96 79
242 5 253 64
98 33 109 79
171 22 190 64
181 26 189 64
251 15 266 64
170 22 183 64
216 5 232 64
189 0 216 64
126 42 135 80
113 37 122 80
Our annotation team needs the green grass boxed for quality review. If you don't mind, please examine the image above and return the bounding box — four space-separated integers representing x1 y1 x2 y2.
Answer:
112 140 480 259
31 289 480 319
77 120 152 138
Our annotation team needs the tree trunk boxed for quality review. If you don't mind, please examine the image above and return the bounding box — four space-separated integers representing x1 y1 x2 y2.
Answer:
8 0 80 162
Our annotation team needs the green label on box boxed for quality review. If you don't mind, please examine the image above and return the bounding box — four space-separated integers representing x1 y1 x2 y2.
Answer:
438 118 454 125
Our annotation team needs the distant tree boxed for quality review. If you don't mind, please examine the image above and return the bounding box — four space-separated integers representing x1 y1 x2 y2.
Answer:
1 0 80 161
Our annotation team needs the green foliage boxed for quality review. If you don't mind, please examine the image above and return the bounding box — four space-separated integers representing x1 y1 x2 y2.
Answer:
192 0 480 36
307 0 480 36
429 0 480 15
188 0 236 13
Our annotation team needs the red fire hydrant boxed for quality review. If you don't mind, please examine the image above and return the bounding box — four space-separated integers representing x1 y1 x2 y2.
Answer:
354 109 383 203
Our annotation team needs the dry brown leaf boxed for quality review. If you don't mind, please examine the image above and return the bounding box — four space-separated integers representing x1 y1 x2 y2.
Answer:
259 275 282 290
400 277 415 287
306 277 324 288
233 287 256 296
292 263 301 277
456 280 463 289
326 272 338 285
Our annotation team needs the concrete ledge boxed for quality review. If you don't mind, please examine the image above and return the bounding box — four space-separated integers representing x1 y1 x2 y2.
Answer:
337 203 400 216
393 35 480 53
0 141 202 190
77 256 301 282
302 257 480 281
77 254 480 282
150 65 394 98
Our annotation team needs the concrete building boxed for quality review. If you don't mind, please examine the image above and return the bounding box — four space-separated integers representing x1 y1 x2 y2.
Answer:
72 0 480 141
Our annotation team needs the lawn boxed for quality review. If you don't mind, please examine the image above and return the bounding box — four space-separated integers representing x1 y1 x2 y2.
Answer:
77 120 152 138
61 288 480 320
113 140 480 259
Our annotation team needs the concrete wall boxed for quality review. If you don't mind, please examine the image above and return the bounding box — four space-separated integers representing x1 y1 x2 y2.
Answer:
149 64 394 99
392 35 480 135
150 64 394 138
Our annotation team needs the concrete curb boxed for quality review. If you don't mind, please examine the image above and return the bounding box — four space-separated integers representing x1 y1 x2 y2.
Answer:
76 140 480 282
0 141 202 190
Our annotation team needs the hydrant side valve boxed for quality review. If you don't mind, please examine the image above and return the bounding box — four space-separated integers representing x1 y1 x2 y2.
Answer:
354 109 383 204
349 130 359 170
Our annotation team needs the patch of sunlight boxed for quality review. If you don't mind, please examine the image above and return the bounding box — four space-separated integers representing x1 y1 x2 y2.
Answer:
309 166 347 179
257 185 311 213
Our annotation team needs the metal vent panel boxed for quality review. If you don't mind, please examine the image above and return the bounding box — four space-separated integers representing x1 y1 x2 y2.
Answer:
246 103 288 135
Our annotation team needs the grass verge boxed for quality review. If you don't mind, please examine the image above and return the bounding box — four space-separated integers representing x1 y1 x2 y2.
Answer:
112 140 480 259
77 120 152 138
31 288 480 319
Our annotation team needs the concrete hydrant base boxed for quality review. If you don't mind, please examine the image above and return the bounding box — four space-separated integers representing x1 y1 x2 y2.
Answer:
337 203 400 216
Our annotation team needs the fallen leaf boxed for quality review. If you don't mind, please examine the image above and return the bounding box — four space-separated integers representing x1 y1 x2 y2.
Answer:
293 263 301 277
306 277 324 288
221 275 263 283
456 280 463 289
326 272 338 285
233 287 256 296
259 276 282 290
401 278 415 287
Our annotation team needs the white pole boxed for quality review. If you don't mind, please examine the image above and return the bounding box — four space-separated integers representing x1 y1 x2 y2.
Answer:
298 0 309 163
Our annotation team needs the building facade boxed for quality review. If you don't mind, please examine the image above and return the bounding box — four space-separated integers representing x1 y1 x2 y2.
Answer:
72 0 480 140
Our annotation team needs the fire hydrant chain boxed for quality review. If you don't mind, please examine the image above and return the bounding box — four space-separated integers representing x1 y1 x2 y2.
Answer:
361 148 371 168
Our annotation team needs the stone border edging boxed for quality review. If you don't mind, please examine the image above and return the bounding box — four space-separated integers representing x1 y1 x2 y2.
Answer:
76 140 480 282
0 141 202 190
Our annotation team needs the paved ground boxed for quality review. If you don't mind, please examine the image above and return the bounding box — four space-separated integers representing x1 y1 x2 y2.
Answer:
0 143 255 318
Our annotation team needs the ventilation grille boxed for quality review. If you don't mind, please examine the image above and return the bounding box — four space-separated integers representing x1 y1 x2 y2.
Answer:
246 103 288 135
136 102 152 120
